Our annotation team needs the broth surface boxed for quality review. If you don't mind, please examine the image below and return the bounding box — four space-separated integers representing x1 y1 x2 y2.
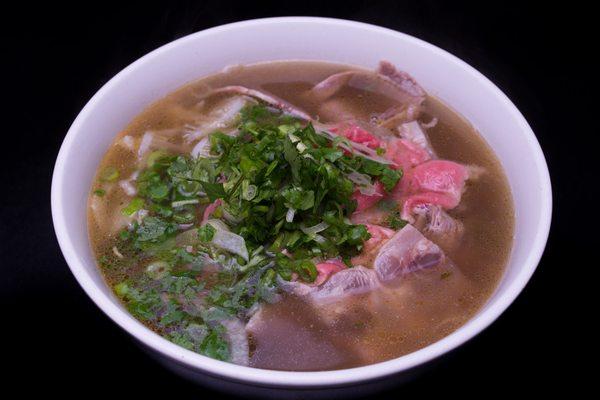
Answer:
88 61 514 370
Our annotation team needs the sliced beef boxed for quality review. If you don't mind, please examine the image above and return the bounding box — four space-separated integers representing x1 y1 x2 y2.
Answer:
350 204 390 226
309 61 425 108
413 204 465 252
393 160 470 221
314 259 347 286
332 123 383 149
398 120 436 158
278 266 379 304
377 61 426 99
312 266 380 304
202 86 312 120
374 224 448 285
352 180 386 212
184 96 254 143
351 224 395 268
375 103 421 128
384 137 431 171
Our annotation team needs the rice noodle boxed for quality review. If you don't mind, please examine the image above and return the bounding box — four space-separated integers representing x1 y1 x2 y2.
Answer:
183 124 206 143
204 86 312 120
398 121 436 158
118 171 140 197
118 179 136 196
221 319 249 366
138 132 153 158
191 137 211 159
313 123 397 166
112 246 124 259
121 135 134 150
136 209 148 224
377 104 421 128
183 96 251 143
151 136 186 154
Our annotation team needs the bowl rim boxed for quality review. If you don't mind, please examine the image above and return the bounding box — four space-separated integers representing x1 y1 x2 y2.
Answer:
51 16 552 387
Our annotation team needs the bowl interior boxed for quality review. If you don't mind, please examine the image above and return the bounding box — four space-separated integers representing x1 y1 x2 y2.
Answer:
52 17 551 387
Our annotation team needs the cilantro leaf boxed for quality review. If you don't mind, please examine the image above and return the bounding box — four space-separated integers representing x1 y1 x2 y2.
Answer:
380 167 402 191
200 328 230 361
200 181 227 201
281 187 315 210
387 211 408 230
122 197 145 216
104 104 408 364
283 137 301 183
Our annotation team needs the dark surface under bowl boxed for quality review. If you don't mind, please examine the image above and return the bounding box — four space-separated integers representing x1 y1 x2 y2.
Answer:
2 1 587 397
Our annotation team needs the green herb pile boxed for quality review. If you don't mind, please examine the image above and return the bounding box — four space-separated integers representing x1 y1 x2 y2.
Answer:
99 105 402 362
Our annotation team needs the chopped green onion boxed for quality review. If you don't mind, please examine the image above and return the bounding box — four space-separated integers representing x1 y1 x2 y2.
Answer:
100 166 119 182
296 142 307 153
147 150 169 167
278 124 297 135
148 183 169 200
173 208 196 224
121 197 145 216
294 259 317 282
114 282 129 296
300 221 330 235
198 224 216 242
387 211 408 230
178 181 201 197
172 199 200 208
288 132 301 143
242 181 257 201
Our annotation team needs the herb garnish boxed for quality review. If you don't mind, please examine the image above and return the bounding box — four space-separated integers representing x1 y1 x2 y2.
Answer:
106 105 403 362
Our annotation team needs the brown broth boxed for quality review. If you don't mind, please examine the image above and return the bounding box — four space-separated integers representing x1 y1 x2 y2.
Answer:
88 61 514 370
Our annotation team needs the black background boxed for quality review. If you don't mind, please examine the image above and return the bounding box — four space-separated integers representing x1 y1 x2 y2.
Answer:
2 1 590 397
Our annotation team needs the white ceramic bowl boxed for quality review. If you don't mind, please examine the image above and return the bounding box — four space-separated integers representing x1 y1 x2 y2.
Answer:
51 17 551 391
